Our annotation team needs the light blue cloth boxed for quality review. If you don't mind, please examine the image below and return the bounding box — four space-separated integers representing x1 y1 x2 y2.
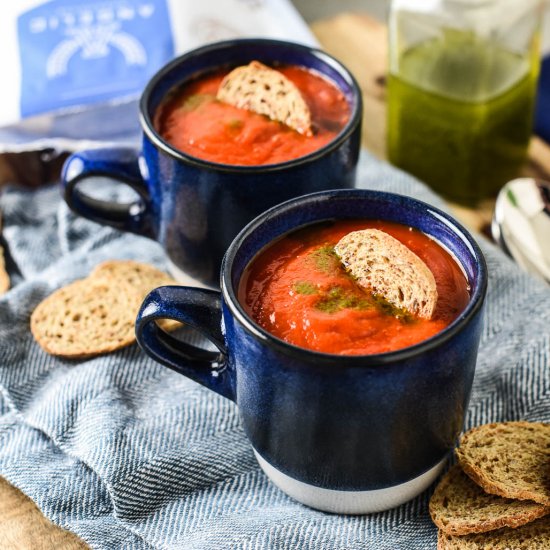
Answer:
0 152 549 549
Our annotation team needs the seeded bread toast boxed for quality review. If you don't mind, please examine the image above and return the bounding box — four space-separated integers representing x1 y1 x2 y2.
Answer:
91 260 180 332
31 260 179 358
0 213 8 294
0 246 9 294
217 61 312 136
30 278 140 358
430 465 550 536
437 516 550 549
334 228 438 319
456 422 550 506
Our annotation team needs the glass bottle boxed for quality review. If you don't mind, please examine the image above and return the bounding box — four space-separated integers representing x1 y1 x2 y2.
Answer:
387 0 542 206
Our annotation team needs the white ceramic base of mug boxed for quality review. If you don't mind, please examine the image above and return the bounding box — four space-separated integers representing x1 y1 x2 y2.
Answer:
254 450 446 514
167 259 215 289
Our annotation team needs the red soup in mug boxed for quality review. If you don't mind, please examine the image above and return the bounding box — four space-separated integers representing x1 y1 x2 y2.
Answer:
154 65 350 166
238 220 471 355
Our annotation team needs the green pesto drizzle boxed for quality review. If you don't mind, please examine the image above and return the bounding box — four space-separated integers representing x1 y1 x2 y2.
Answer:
310 244 340 273
314 286 372 314
371 294 414 322
292 281 317 295
298 244 418 321
227 118 244 131
181 93 215 112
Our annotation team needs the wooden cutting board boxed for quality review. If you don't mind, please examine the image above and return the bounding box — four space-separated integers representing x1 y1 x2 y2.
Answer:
0 477 87 549
1 12 549 548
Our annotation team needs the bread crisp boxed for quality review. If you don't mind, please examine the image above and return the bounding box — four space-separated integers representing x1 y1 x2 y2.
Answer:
334 229 438 319
0 246 9 294
91 260 176 295
430 465 550 536
30 279 140 358
0 212 9 294
456 422 550 506
31 260 179 358
437 516 550 549
91 260 180 332
216 61 312 135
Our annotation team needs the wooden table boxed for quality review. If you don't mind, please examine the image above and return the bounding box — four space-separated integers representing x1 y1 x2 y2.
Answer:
1 12 550 548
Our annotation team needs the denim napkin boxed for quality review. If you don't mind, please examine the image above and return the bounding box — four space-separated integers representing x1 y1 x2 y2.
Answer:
0 152 549 550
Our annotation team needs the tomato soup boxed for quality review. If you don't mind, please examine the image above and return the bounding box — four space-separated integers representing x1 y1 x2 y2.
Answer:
238 220 470 355
154 66 350 166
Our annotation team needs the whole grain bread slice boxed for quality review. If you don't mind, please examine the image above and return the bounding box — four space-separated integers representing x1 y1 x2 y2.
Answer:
334 228 438 319
0 246 9 294
30 278 141 358
0 212 8 294
31 260 181 358
456 422 550 506
216 61 312 135
91 259 180 332
91 259 176 295
430 465 550 536
437 516 550 549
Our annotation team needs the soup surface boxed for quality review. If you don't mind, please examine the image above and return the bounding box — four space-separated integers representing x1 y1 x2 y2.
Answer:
238 220 470 355
154 65 350 165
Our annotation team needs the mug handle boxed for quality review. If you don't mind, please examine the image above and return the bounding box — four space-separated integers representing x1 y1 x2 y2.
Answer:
135 286 235 402
61 147 155 238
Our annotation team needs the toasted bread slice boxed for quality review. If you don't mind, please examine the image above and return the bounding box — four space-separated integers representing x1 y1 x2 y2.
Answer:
30 278 141 358
216 61 312 135
334 229 438 319
437 516 550 549
456 422 550 506
91 260 176 296
91 260 180 332
0 246 9 294
0 213 8 294
31 260 180 358
430 465 550 536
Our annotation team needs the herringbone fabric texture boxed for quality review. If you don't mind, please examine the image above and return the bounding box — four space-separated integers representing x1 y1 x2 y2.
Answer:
0 153 548 549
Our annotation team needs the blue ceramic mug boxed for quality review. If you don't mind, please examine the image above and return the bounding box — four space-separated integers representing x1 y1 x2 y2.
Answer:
135 189 487 514
61 39 362 288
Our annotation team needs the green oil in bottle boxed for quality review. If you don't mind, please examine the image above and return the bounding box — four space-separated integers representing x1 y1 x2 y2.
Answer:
387 32 539 205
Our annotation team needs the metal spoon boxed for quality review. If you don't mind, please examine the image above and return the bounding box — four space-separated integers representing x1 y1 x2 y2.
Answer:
492 177 550 283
